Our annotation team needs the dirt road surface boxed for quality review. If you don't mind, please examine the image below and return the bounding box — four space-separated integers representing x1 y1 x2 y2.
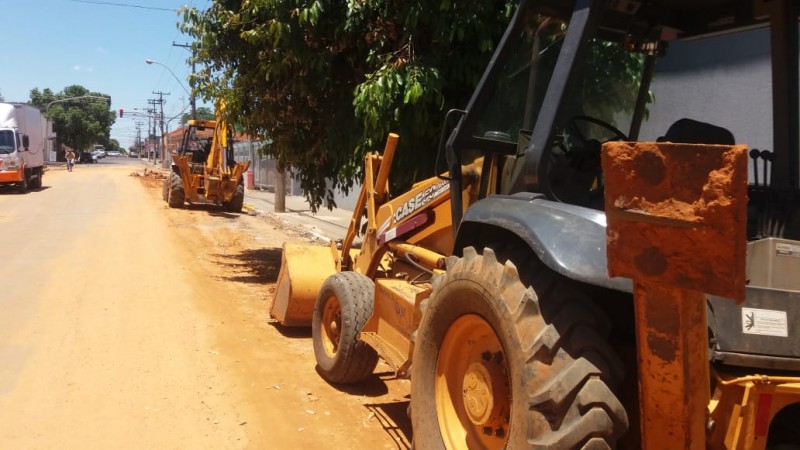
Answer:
0 159 411 449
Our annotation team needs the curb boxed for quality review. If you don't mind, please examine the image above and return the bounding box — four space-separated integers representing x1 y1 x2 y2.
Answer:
243 203 257 215
241 202 332 244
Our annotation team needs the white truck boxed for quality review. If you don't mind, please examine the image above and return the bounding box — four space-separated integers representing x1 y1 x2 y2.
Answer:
0 103 50 191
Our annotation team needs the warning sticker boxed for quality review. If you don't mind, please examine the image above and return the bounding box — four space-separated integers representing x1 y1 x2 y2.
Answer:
742 307 789 337
776 242 800 259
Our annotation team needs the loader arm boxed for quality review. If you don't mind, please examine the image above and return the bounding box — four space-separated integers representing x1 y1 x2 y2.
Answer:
271 133 483 327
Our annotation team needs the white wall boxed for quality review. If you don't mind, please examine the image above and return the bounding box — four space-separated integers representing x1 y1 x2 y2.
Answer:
640 28 775 151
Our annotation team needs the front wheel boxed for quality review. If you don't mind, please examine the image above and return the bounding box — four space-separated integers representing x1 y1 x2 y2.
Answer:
411 247 628 449
17 173 28 193
312 271 379 384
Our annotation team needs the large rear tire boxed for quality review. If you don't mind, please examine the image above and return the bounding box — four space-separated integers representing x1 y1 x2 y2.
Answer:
411 247 628 449
30 168 43 189
167 172 185 208
312 271 379 384
224 182 245 212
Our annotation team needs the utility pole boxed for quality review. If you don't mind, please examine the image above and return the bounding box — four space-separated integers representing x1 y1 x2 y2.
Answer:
146 101 158 164
152 91 170 165
173 42 196 120
150 91 169 165
135 121 143 156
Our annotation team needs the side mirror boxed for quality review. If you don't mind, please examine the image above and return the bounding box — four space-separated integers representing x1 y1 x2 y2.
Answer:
22 134 30 150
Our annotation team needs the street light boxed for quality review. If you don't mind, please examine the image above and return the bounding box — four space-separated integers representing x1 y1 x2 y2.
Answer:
145 58 196 119
45 95 112 162
46 94 112 112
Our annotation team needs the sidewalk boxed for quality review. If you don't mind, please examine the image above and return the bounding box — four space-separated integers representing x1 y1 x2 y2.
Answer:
243 188 353 242
133 159 352 242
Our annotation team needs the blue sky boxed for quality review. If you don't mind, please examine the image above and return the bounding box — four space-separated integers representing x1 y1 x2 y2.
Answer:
2 0 212 150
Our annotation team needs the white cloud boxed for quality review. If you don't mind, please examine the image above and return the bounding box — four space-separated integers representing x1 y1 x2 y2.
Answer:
73 65 81 71
86 67 94 72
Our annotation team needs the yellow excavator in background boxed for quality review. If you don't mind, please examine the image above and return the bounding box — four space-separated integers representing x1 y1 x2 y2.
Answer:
269 0 800 448
163 102 250 212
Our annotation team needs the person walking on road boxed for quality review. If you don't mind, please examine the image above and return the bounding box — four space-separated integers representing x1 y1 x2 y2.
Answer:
66 149 75 172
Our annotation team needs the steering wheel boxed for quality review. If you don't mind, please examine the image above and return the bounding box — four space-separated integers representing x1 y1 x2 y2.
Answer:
549 116 629 207
557 115 628 160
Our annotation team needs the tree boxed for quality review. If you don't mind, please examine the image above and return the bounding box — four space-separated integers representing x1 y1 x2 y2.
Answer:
181 106 214 124
181 1 515 211
28 85 116 156
0 89 4 102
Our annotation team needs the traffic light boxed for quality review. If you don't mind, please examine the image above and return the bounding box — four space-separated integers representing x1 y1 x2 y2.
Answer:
119 109 124 118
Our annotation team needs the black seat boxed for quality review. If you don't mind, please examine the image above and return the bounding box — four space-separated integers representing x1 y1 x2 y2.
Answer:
658 118 735 145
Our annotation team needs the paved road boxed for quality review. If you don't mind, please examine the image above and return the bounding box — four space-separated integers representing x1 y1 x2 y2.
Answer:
0 158 411 449
0 158 250 448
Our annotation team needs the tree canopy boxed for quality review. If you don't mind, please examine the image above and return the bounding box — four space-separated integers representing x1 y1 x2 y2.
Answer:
181 0 515 210
28 85 116 153
181 106 215 125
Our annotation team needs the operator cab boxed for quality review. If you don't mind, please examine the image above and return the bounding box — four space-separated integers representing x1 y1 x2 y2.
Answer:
447 0 799 242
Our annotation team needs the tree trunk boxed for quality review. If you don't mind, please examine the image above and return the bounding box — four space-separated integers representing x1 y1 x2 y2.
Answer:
274 163 286 213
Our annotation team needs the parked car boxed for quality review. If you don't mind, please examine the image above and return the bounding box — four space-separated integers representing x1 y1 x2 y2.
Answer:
78 151 95 163
108 151 122 157
92 150 105 160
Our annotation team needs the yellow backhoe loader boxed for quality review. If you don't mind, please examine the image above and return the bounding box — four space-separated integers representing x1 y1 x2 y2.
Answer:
163 103 250 212
270 0 800 448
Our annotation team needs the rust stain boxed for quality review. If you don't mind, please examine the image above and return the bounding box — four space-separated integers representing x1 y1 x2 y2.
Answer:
633 247 667 277
646 333 677 362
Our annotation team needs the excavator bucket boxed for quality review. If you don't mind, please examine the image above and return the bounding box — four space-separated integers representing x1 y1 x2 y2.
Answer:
270 243 337 327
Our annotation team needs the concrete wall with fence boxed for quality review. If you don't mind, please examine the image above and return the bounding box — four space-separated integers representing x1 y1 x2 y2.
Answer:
233 140 362 210
233 141 302 195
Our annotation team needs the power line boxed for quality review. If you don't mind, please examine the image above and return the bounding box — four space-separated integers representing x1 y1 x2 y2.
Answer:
66 0 178 12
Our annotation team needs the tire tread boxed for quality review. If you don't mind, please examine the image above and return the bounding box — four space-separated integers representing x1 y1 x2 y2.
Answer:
313 272 379 384
167 172 185 207
411 246 628 449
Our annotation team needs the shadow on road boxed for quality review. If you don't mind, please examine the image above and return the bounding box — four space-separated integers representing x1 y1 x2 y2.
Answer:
0 186 50 195
208 210 242 219
213 247 282 283
318 369 392 397
270 322 312 339
178 203 244 218
364 400 412 450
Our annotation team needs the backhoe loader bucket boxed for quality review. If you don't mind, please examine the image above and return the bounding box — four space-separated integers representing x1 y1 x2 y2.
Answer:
270 243 337 327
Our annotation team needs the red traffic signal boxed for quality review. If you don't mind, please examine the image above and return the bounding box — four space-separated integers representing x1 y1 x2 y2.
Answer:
119 109 124 118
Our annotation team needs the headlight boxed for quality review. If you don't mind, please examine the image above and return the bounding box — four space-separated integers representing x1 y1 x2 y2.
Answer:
3 159 18 170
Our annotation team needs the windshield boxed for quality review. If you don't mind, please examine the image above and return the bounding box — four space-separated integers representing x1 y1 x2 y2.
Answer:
472 14 645 145
472 16 566 141
0 130 16 154
464 10 647 206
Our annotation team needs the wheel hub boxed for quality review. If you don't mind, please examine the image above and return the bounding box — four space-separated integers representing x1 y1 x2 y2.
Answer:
463 362 494 425
329 317 340 342
462 357 508 427
321 296 342 355
437 314 510 447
